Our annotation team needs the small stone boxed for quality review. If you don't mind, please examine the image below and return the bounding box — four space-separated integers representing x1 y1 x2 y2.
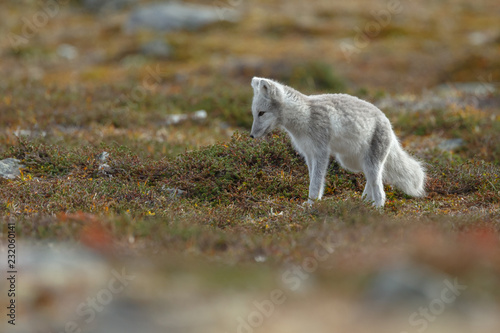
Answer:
162 186 186 198
98 163 113 178
467 31 497 46
192 110 207 122
96 152 112 177
97 151 110 163
438 138 465 151
140 40 171 58
165 114 189 125
363 261 449 311
124 2 240 33
13 128 47 138
82 0 137 12
436 82 496 96
165 110 207 125
57 44 78 60
254 255 267 263
98 163 111 171
0 158 24 180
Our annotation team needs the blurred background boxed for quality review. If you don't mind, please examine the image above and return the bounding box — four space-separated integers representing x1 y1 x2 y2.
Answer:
1 0 499 90
0 0 499 332
0 0 499 156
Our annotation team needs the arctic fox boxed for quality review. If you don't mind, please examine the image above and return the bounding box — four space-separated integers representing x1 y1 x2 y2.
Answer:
249 77 425 207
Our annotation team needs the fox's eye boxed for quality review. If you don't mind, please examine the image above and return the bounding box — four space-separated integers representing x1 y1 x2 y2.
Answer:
258 111 266 117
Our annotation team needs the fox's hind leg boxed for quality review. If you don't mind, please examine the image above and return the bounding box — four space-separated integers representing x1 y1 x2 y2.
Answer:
363 161 386 207
362 123 392 207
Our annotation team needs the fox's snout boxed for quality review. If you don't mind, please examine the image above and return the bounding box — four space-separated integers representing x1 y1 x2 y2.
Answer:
250 123 259 139
250 122 270 139
249 126 263 139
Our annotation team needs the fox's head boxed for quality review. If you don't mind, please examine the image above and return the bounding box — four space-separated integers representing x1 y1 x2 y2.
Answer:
249 77 284 139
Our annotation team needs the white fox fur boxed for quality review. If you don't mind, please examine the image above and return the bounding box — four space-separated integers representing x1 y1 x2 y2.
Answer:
249 77 425 207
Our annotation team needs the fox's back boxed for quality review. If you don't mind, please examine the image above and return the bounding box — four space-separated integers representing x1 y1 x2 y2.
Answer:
306 93 391 161
307 93 385 120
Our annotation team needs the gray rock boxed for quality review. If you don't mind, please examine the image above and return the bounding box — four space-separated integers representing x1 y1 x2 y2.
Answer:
97 151 110 163
363 261 454 311
376 82 498 113
162 186 186 198
467 31 499 46
376 93 451 113
191 109 207 122
165 110 207 125
124 2 240 33
57 44 78 60
254 254 267 263
13 127 47 138
165 113 189 126
439 138 465 151
89 299 162 333
82 0 137 12
140 40 172 58
97 152 113 177
98 163 113 176
435 82 496 96
0 158 24 180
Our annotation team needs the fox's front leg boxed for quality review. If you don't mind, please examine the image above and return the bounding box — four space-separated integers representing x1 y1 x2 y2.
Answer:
307 151 330 204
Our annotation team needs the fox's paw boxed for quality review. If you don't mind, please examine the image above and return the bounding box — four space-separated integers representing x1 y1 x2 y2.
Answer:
301 198 317 209
304 198 314 206
372 201 385 210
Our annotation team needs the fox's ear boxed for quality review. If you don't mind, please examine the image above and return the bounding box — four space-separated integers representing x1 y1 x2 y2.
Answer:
259 79 281 101
251 77 260 89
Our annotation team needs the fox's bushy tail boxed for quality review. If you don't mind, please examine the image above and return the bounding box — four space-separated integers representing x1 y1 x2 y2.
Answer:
383 138 426 197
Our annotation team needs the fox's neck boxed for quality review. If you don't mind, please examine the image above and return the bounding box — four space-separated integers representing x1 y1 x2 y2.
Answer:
279 95 310 135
